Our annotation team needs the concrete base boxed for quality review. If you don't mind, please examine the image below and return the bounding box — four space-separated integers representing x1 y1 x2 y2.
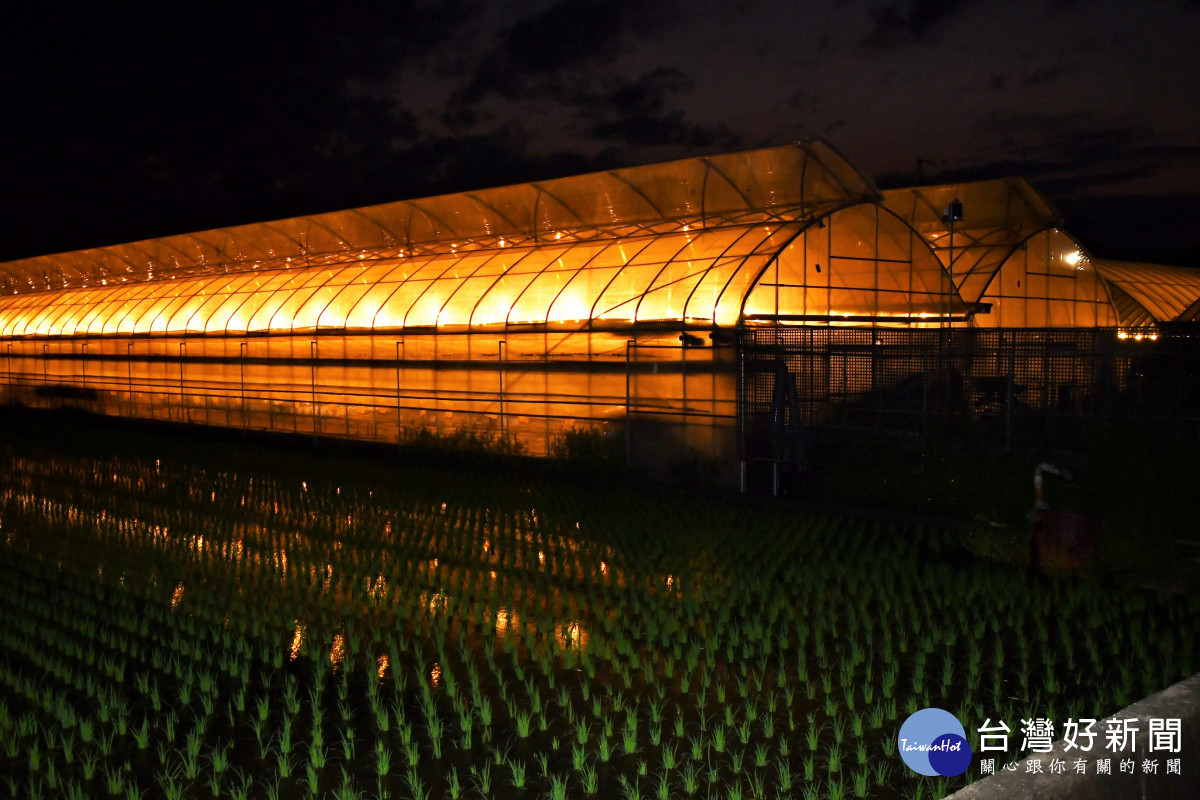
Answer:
946 672 1200 799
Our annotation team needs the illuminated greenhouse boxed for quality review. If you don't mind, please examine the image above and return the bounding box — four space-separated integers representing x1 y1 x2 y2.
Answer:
0 140 1194 484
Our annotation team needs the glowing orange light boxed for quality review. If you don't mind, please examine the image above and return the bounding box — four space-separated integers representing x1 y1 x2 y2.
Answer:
330 633 346 667
290 622 304 660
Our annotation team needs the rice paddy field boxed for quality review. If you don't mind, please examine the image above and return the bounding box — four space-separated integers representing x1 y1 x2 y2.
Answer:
0 415 1197 800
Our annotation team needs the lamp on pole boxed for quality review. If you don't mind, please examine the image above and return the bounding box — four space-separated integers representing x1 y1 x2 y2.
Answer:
941 199 963 327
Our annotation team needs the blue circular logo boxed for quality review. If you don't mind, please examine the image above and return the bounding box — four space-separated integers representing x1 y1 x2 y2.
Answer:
898 708 972 777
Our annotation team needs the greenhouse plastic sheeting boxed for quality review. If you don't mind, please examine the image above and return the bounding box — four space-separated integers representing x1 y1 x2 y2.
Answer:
882 180 1117 327
1093 259 1200 324
0 141 874 295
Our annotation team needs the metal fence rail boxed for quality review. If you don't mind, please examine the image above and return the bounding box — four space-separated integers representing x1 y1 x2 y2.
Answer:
738 326 1200 488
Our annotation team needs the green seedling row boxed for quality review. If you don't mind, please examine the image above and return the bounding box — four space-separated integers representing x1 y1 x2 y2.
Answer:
0 443 1195 800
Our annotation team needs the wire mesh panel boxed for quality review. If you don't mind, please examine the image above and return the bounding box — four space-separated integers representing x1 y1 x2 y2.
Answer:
738 325 1200 481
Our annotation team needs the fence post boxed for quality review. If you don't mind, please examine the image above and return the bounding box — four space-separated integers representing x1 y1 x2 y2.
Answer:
127 342 133 417
239 342 247 432
921 346 929 443
403 340 408 448
625 339 633 467
310 340 318 443
179 342 187 422
498 340 506 445
1004 332 1014 451
737 328 746 493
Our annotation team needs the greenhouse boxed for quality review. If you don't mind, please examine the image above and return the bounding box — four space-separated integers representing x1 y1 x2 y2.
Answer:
1091 259 1200 325
0 139 1195 483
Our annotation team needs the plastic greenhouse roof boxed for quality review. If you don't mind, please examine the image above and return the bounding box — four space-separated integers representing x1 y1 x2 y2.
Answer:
881 179 1067 305
1093 259 1200 324
0 140 875 297
0 224 814 335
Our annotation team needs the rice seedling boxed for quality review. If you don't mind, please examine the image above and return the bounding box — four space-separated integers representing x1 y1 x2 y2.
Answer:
471 762 494 794
507 759 527 788
445 767 464 800
0 440 1196 800
826 742 842 775
295 761 319 798
623 723 639 755
598 732 613 763
710 723 726 753
104 763 127 795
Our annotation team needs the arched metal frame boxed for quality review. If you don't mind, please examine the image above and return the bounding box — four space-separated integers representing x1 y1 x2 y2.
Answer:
1092 260 1200 324
0 141 898 337
881 180 1120 328
0 140 874 295
2 144 1185 337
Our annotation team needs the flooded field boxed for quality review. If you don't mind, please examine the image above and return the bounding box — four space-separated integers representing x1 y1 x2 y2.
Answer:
0 418 1196 799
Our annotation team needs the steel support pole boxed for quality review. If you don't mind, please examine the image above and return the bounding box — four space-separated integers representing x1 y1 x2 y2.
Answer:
403 340 408 448
179 343 187 422
947 217 954 328
625 339 633 467
498 340 506 445
310 340 318 443
240 342 247 431
127 342 133 417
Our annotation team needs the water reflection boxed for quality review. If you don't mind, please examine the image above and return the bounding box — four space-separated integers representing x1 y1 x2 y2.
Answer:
555 620 588 651
0 447 700 680
330 633 346 667
289 622 304 661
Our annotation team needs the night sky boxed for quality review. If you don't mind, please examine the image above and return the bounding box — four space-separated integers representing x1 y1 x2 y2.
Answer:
4 1 1198 265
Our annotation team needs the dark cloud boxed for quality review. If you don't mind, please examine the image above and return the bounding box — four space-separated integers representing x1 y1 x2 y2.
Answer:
592 112 740 149
0 0 474 258
588 68 740 149
1057 193 1200 264
788 89 820 112
1045 0 1079 13
381 129 612 194
1 0 1196 267
862 0 974 50
604 68 694 118
452 0 678 107
1021 64 1075 87
877 113 1200 202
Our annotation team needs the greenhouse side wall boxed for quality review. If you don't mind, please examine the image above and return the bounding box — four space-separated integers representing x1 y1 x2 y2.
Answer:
0 329 739 471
